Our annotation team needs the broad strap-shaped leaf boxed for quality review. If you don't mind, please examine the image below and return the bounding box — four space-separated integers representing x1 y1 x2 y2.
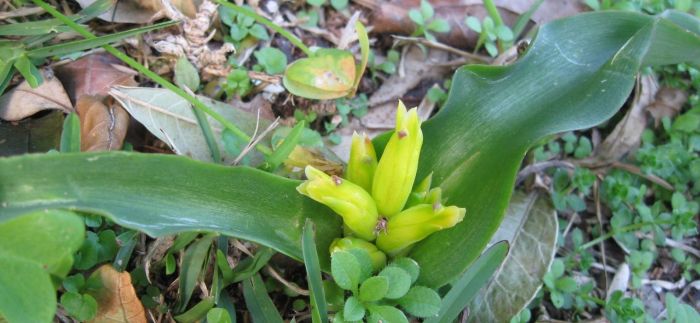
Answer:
409 10 700 287
0 152 342 268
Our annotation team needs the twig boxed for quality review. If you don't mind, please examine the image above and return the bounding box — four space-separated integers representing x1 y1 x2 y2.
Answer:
516 160 576 185
391 35 492 63
611 161 674 191
0 5 44 19
264 266 309 296
233 117 280 165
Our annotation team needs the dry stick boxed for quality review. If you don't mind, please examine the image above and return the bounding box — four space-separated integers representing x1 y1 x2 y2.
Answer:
392 35 492 63
593 179 609 297
233 117 280 165
233 108 262 165
264 265 309 296
516 160 576 185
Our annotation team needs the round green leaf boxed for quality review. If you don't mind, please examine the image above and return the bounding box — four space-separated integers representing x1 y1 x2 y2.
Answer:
174 57 200 91
398 286 441 318
389 258 420 283
249 24 270 40
379 267 412 299
331 251 361 291
367 305 408 323
343 296 365 321
465 16 482 33
254 48 288 75
496 25 514 42
359 276 389 302
408 9 424 26
428 19 450 33
0 256 56 323
60 291 97 321
283 49 356 100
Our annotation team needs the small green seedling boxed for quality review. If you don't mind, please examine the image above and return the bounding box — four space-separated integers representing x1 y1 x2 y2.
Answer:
219 6 269 44
465 15 514 57
409 0 450 42
253 47 288 75
223 68 252 98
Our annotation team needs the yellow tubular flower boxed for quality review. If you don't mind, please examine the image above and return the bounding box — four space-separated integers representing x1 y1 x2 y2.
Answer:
330 237 387 271
372 101 423 217
297 166 378 241
345 132 377 192
376 204 465 256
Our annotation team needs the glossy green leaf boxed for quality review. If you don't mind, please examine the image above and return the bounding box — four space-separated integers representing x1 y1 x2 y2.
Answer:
378 267 412 299
0 210 85 323
283 49 356 100
343 296 365 321
13 55 42 88
405 10 700 288
26 20 178 59
367 305 408 323
177 234 215 312
424 241 509 323
359 276 389 302
301 220 328 323
60 112 81 153
174 297 215 323
0 152 342 269
242 274 284 323
397 286 441 318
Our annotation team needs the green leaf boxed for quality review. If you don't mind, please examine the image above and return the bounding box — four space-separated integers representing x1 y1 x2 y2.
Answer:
60 112 81 153
351 21 369 96
397 286 441 318
359 276 389 302
307 0 326 7
254 47 287 75
367 305 408 323
343 296 365 321
556 277 578 293
263 120 304 171
420 0 434 19
206 307 233 323
425 242 509 323
469 192 558 323
301 220 328 323
242 274 284 323
465 16 482 33
378 267 412 299
26 20 178 59
427 19 450 33
248 24 270 40
330 0 348 10
0 152 343 270
402 10 700 288
331 251 361 291
174 57 200 91
0 19 75 36
177 235 215 312
174 297 215 323
388 258 420 284
0 210 85 323
408 9 424 26
14 55 42 88
60 292 97 321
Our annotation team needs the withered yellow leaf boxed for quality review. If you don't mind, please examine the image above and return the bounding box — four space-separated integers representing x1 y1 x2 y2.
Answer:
87 264 147 323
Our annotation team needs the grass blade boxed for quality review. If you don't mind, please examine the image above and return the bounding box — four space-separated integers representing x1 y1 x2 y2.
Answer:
302 220 328 323
60 112 81 153
0 19 76 36
512 0 544 39
425 241 509 323
177 234 216 312
243 274 284 323
26 20 178 59
263 121 304 171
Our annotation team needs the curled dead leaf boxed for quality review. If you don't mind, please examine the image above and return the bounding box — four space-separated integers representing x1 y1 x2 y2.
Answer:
0 69 72 121
77 96 129 151
647 87 688 127
55 53 138 103
87 264 147 323
76 0 198 23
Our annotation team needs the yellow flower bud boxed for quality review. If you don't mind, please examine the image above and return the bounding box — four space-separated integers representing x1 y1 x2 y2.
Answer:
372 101 423 217
330 237 387 271
297 166 378 240
345 132 377 192
405 173 433 208
376 204 465 256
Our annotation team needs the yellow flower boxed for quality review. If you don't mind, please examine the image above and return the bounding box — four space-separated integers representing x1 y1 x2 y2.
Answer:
376 204 465 256
372 101 423 217
345 132 377 192
297 166 378 240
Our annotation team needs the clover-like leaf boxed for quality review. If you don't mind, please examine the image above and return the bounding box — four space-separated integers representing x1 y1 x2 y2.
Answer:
398 286 441 318
331 251 361 291
379 267 412 299
359 276 389 302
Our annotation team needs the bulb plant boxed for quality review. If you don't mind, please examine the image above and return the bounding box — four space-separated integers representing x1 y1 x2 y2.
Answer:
297 101 466 260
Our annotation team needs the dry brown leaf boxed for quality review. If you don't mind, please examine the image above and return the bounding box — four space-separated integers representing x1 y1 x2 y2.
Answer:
77 96 129 151
76 0 198 23
365 0 586 49
55 53 138 103
87 264 147 323
647 87 688 127
596 75 658 162
0 69 72 121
